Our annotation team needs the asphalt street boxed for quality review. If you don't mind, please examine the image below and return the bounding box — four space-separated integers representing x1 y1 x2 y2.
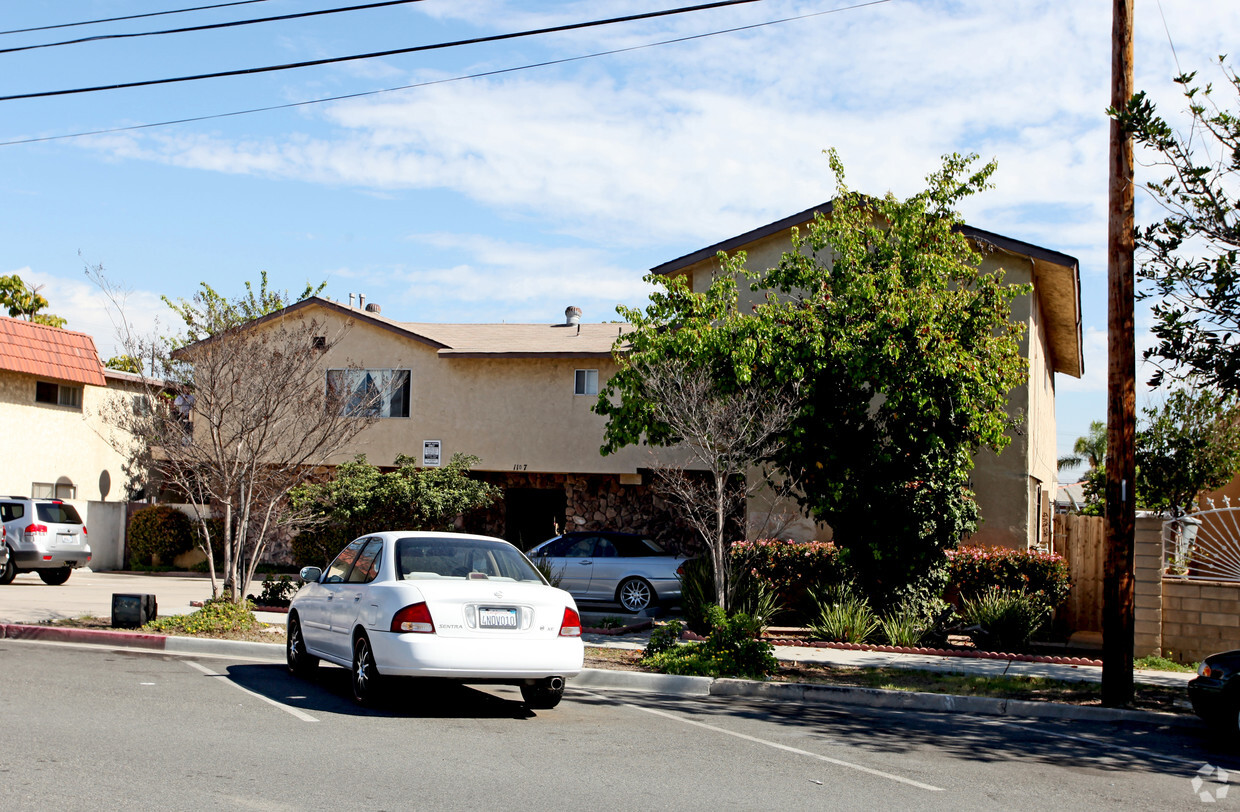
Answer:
1 640 1233 811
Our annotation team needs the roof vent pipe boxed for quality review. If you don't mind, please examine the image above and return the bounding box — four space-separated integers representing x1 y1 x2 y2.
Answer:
359 293 366 310
365 303 381 314
565 306 582 326
349 293 355 308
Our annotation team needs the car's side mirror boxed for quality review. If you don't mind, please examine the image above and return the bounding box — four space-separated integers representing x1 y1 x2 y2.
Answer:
299 566 322 583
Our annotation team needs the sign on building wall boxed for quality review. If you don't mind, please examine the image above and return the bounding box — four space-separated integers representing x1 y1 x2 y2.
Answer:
423 440 441 467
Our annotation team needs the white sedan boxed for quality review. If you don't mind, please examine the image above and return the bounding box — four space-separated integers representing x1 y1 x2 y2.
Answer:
287 531 584 708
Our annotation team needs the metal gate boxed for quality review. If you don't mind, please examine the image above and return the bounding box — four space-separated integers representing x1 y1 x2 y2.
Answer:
1163 500 1240 582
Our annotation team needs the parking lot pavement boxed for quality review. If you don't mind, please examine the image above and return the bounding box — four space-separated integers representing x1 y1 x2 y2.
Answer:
0 570 216 623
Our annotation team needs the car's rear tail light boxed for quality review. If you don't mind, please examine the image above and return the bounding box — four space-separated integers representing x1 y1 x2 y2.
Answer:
559 606 581 637
391 602 435 634
83 526 88 535
42 555 52 561
26 523 48 536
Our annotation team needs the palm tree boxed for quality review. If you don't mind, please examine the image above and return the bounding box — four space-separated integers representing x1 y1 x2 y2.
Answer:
1058 420 1106 473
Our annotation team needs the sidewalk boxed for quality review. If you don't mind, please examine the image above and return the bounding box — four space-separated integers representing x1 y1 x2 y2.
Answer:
0 570 1198 726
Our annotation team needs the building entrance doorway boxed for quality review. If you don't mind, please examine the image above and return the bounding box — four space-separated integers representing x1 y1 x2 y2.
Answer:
505 487 566 551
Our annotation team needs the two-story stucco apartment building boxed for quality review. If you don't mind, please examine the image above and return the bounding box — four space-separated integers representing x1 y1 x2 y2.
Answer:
238 201 1080 554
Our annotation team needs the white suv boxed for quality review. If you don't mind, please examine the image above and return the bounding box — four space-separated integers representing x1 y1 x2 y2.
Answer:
0 498 92 585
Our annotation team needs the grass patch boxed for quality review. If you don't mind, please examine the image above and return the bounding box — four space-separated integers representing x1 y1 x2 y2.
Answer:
1134 655 1197 673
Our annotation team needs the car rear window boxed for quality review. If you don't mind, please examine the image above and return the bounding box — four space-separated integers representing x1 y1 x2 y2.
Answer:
396 537 544 583
36 503 83 524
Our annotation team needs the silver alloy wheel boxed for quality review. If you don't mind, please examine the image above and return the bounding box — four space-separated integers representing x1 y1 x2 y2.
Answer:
352 635 380 704
617 577 654 612
286 616 317 677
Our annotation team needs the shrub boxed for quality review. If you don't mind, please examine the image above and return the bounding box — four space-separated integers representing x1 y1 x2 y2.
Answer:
643 620 684 658
730 539 845 622
290 525 349 570
678 557 719 635
807 583 880 643
946 545 1071 608
144 597 260 636
880 602 930 648
251 574 297 606
960 587 1051 652
127 505 194 567
641 607 777 678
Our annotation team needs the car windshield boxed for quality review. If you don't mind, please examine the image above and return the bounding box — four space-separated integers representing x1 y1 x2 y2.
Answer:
36 502 83 524
395 537 545 583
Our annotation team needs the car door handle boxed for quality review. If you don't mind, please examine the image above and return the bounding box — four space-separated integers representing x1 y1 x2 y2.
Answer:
354 595 362 602
580 560 593 565
327 595 333 601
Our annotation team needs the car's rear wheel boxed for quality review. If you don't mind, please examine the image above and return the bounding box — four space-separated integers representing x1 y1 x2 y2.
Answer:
37 567 71 586
617 577 655 613
352 633 384 706
0 549 16 585
521 677 565 709
286 614 318 678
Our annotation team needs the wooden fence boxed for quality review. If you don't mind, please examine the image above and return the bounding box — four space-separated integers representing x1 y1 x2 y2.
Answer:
1052 513 1105 634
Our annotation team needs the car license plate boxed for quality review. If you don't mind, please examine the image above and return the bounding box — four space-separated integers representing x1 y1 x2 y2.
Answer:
478 608 518 629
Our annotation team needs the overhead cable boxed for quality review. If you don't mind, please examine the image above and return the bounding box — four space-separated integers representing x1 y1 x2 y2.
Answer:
0 1 890 147
0 0 276 36
0 1 425 56
0 0 768 102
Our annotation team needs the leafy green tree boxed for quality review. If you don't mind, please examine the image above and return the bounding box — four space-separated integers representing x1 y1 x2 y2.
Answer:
0 273 66 328
105 355 143 373
600 151 1030 610
289 453 500 542
161 270 325 347
1112 57 1240 389
1136 388 1240 516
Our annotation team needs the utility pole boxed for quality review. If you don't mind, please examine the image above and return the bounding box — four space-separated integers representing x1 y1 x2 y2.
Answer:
1103 0 1136 707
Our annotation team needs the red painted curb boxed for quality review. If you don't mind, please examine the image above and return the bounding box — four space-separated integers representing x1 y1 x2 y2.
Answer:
1 624 168 650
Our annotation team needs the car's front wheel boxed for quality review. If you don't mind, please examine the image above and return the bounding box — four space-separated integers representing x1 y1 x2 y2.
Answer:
352 633 384 706
0 548 16 585
37 567 71 586
617 577 655 613
286 614 319 678
521 677 565 709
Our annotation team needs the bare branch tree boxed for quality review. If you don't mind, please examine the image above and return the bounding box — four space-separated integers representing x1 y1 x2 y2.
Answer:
636 358 798 612
90 268 381 602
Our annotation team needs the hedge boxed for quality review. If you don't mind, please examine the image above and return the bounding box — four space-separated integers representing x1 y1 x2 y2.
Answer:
127 505 194 567
945 544 1071 608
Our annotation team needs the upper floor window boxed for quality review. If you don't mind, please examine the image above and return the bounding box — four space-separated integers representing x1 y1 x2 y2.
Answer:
574 369 598 396
326 369 411 418
35 381 82 409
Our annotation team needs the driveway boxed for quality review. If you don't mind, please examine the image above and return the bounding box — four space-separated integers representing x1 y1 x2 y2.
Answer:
0 570 217 623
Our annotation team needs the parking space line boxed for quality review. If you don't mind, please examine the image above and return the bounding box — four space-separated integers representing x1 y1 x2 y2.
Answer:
585 690 942 792
185 660 319 723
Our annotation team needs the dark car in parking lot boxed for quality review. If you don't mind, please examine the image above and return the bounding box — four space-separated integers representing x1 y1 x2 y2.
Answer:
527 531 690 613
1189 650 1240 735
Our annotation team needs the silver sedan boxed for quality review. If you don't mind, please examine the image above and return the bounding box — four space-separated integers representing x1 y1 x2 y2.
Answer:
527 531 690 612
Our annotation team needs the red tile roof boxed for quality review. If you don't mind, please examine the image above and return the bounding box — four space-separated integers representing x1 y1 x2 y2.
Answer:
0 316 105 386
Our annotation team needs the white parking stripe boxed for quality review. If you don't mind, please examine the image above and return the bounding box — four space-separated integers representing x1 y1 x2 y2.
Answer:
587 691 943 792
185 660 319 723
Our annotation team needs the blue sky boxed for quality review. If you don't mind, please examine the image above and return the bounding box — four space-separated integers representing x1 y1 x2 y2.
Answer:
2 1 1236 481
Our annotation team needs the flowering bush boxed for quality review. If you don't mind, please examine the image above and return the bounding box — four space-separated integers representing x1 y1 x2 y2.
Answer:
945 545 1071 608
730 539 846 622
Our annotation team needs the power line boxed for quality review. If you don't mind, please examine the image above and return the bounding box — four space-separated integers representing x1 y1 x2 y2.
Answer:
0 0 769 102
0 1 426 56
0 0 277 36
0 1 890 148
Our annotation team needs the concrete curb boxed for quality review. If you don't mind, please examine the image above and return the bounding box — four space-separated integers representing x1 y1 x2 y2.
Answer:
2 623 1199 727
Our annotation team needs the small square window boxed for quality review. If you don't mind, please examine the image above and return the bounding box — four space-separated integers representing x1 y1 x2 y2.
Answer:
35 381 82 409
55 483 76 499
59 386 82 408
312 336 326 350
32 483 54 498
574 369 598 396
35 381 58 404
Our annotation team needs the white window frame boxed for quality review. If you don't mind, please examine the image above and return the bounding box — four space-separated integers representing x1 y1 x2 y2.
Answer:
574 369 599 396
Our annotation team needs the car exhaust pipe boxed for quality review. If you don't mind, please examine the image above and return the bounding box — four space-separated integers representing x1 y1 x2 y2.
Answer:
548 676 565 692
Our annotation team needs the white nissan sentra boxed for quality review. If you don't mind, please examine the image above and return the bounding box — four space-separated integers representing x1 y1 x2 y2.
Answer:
287 531 584 708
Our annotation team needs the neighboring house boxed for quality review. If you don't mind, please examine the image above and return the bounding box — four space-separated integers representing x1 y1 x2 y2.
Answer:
649 202 1084 552
226 297 692 551
0 316 138 568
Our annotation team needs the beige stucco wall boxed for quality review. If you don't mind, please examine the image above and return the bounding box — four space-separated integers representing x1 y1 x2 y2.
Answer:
297 307 659 476
0 370 134 502
680 234 1060 550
